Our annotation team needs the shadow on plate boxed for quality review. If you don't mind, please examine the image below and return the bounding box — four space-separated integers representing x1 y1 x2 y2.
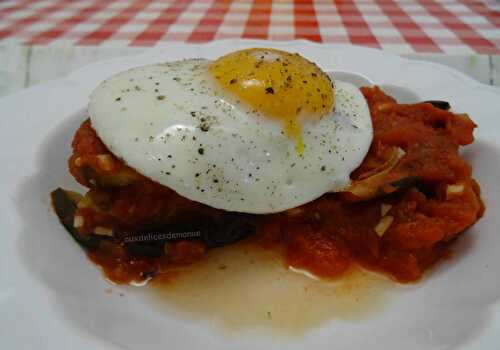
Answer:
13 109 499 349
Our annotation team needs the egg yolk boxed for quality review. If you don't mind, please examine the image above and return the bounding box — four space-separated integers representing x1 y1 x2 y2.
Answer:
209 48 335 154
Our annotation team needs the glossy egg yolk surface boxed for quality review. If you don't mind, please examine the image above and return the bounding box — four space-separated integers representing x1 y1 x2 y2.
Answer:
209 48 334 154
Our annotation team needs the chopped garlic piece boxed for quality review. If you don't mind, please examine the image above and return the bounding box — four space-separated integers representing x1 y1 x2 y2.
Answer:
94 226 113 236
74 157 83 167
96 154 113 171
374 215 394 237
73 215 84 228
446 184 464 199
381 203 392 217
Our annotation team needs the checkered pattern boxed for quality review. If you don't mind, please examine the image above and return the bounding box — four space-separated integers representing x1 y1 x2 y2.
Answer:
0 0 498 54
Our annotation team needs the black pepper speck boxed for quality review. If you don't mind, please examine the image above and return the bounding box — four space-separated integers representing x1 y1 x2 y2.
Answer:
265 87 274 94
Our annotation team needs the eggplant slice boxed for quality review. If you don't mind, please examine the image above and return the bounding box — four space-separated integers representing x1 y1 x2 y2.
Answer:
423 100 451 111
51 188 257 257
51 188 102 250
344 147 408 200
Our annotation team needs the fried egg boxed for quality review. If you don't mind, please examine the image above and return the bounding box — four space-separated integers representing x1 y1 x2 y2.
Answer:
89 48 373 214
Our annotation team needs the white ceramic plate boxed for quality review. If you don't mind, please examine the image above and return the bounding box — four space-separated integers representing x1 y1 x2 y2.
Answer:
1 40 500 350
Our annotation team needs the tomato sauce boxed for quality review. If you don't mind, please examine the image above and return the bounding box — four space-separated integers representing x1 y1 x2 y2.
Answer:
68 87 484 284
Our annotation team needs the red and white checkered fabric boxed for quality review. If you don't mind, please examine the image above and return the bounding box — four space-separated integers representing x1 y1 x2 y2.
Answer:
0 0 498 54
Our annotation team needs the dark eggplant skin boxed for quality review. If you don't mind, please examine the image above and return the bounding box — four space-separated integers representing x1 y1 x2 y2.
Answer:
51 188 103 250
124 213 257 256
51 188 257 257
389 176 438 198
423 100 451 111
202 212 257 248
390 176 420 190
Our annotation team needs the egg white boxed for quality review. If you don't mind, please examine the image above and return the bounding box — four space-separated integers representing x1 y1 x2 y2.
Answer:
89 59 373 214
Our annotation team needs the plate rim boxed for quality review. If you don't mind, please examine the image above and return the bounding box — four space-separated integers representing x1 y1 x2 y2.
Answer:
1 39 500 350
